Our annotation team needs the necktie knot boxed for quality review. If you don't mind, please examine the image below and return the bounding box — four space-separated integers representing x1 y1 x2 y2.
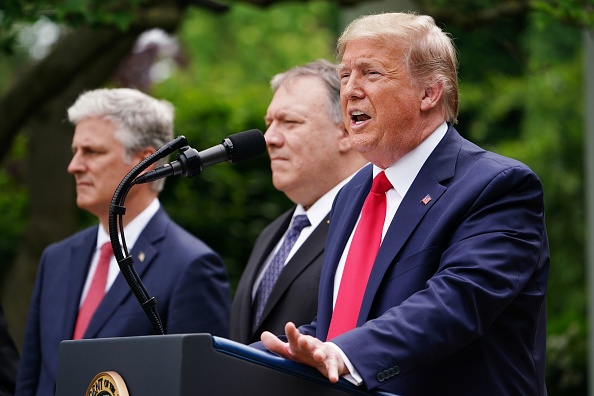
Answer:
100 241 113 257
291 214 311 233
371 171 392 194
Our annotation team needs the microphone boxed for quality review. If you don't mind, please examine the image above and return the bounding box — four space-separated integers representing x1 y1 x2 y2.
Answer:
135 129 265 184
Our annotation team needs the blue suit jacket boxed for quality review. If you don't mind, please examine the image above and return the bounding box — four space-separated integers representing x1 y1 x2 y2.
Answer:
16 208 231 396
299 126 549 395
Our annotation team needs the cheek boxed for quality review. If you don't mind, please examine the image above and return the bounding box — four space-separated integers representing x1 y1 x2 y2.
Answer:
101 164 131 191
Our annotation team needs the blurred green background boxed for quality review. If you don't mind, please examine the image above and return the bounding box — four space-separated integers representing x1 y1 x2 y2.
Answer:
0 0 592 394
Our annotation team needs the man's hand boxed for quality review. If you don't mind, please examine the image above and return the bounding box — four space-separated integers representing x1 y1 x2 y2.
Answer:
260 322 349 382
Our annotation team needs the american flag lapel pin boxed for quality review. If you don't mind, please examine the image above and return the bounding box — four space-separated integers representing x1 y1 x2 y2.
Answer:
421 194 432 205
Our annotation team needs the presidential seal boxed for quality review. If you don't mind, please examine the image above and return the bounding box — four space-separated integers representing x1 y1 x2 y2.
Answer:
85 371 129 396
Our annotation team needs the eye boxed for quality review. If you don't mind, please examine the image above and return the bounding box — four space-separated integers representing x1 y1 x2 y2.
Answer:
364 68 381 76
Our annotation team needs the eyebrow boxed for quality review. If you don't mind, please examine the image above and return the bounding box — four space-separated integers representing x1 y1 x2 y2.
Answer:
337 60 378 73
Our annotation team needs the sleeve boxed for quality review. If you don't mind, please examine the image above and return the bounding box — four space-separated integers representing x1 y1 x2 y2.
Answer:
165 246 231 338
332 165 548 390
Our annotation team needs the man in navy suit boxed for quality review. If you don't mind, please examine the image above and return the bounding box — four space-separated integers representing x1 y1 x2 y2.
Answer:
261 12 550 395
230 60 367 344
16 88 231 396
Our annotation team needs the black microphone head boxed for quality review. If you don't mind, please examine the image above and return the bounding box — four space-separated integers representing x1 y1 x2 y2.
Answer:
226 129 266 163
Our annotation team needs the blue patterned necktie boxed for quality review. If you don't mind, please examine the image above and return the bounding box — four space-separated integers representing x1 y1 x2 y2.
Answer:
253 214 311 328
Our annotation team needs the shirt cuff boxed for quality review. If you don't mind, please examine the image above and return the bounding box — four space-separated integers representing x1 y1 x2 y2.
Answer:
326 342 363 386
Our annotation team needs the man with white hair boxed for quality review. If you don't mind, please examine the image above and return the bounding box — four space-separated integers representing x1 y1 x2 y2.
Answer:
17 88 231 396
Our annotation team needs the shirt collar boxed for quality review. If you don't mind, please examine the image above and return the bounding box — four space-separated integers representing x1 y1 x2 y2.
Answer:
374 122 448 198
97 198 161 249
294 167 364 228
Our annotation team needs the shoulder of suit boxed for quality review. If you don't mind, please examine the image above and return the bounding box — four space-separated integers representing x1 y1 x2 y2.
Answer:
44 225 98 252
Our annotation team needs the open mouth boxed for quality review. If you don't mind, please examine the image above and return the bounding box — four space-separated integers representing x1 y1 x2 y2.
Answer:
350 110 371 124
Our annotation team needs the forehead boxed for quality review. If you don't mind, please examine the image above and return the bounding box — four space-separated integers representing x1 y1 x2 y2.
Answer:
266 76 329 114
72 117 118 145
339 37 405 69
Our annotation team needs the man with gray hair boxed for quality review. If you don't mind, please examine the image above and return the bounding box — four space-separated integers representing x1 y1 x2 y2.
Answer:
230 59 367 344
17 88 231 396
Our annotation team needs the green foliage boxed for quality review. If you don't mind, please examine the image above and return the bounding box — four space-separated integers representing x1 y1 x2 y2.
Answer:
0 0 144 53
0 134 28 281
533 0 594 28
152 1 338 289
0 0 590 393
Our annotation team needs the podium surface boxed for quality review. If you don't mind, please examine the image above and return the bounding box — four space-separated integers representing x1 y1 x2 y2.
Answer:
56 334 395 396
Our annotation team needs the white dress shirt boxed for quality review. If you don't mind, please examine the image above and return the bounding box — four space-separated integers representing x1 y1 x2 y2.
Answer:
330 122 448 385
251 173 362 299
78 198 160 307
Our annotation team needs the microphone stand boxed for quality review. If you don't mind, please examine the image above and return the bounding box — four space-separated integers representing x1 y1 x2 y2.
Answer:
108 135 189 336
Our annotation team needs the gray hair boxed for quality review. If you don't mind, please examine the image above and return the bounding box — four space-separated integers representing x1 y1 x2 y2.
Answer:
68 88 174 192
337 12 459 124
270 59 343 125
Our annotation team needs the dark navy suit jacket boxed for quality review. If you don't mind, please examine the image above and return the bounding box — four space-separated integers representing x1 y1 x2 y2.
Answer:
298 126 549 395
230 207 328 344
16 207 231 396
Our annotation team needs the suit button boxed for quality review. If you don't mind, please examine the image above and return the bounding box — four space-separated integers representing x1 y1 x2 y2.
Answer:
377 372 385 382
388 366 400 376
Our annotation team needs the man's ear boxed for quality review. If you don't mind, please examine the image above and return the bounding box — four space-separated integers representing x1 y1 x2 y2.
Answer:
420 81 444 112
137 147 157 170
337 124 353 153
140 147 156 160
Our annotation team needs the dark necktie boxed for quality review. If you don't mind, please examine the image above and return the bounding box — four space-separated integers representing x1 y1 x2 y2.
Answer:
327 171 392 339
253 214 311 328
73 242 113 339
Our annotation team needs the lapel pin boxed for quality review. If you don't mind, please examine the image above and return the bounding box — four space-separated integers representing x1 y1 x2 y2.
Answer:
421 194 432 205
138 251 146 263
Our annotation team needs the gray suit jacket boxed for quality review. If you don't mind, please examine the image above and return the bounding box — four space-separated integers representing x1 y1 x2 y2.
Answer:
230 208 328 344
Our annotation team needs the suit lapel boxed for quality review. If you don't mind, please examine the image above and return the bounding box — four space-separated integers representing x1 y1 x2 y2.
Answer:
357 127 461 324
318 165 372 338
244 211 294 297
84 209 167 338
64 228 97 339
234 209 293 342
257 213 329 328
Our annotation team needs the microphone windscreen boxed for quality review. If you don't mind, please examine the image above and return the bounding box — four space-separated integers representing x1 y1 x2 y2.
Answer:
227 129 266 163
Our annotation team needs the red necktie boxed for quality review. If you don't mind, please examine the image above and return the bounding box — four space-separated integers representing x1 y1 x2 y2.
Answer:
327 171 392 340
73 242 112 340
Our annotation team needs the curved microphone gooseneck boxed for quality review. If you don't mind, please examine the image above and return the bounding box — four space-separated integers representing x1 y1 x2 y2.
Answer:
108 129 265 335
108 136 189 336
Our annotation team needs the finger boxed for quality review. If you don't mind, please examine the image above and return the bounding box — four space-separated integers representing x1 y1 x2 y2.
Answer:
284 322 300 343
313 344 343 383
260 331 289 358
325 355 340 383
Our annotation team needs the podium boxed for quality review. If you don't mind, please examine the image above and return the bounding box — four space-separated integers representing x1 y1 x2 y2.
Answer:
56 334 395 396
